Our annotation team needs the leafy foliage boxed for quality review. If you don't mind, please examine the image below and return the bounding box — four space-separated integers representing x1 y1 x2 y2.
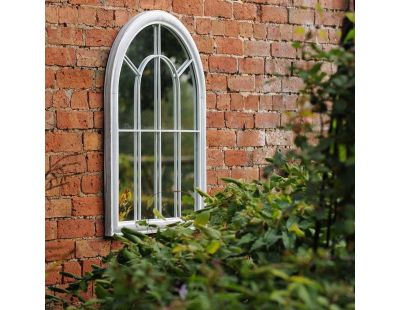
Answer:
46 16 355 310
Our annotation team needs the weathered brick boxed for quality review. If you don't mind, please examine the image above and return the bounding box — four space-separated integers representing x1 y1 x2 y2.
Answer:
206 93 216 109
94 111 104 128
289 8 314 25
82 259 102 274
140 0 171 10
45 240 75 262
216 38 243 55
84 132 103 151
201 55 209 72
46 5 58 23
78 7 96 26
45 112 55 130
255 113 280 128
115 9 132 27
267 24 293 41
225 150 252 166
266 130 294 146
61 176 81 196
76 239 111 258
260 95 273 110
181 17 195 33
45 265 62 285
216 93 231 110
196 18 211 35
76 49 109 68
207 149 224 166
45 199 72 218
72 197 104 216
228 76 255 92
63 261 82 283
253 23 267 39
261 6 288 23
71 90 88 110
87 152 103 172
253 147 276 164
58 219 94 239
59 6 77 24
53 90 69 108
293 0 317 8
95 218 105 236
245 95 259 110
194 36 214 54
255 76 282 93
225 112 254 129
82 174 103 194
211 20 239 37
205 0 232 18
245 167 259 181
231 167 245 179
46 91 52 109
46 47 75 67
56 68 93 89
209 56 237 73
244 41 270 57
239 22 253 38
107 0 138 8
315 11 345 26
57 111 93 129
217 168 230 185
233 3 258 21
46 221 57 240
45 132 82 153
207 130 236 147
173 0 203 15
46 26 83 46
237 131 265 147
96 9 114 27
265 59 292 75
239 58 264 74
89 91 103 108
46 69 55 88
231 93 244 111
282 77 305 93
86 29 118 47
207 169 217 185
206 74 227 91
50 155 87 174
271 42 296 58
70 0 102 4
207 111 225 128
320 0 348 10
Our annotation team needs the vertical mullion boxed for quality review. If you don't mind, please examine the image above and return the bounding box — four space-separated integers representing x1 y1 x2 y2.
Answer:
177 77 181 218
134 77 139 221
153 25 158 217
156 25 163 216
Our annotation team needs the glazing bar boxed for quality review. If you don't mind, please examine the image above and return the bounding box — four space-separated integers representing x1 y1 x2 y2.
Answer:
124 56 141 76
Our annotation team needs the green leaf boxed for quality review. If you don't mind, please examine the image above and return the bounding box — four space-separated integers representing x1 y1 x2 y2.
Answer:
153 209 166 220
172 245 186 253
344 28 355 43
288 224 305 237
147 196 154 209
198 225 221 239
346 12 355 23
182 195 194 205
194 210 210 227
95 284 110 299
206 240 221 254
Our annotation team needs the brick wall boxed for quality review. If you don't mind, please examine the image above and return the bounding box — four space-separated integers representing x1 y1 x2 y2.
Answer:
45 0 353 302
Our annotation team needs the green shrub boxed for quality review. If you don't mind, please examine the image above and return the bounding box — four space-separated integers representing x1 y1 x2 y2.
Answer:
46 15 355 310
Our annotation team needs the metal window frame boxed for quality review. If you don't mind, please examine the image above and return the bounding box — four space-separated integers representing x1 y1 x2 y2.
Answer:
104 11 206 236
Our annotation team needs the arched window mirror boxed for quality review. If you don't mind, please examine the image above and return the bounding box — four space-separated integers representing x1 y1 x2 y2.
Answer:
104 11 206 236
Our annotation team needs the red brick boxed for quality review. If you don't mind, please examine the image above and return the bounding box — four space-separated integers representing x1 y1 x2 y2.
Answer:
289 8 314 25
61 176 81 196
173 0 202 15
71 90 88 110
231 167 245 179
205 0 232 18
57 111 93 129
115 9 132 27
76 239 111 258
94 111 104 128
320 0 348 10
50 155 87 174
46 240 75 262
265 59 291 75
216 38 243 55
89 91 103 108
46 199 72 218
46 91 52 109
267 24 293 41
206 74 227 91
58 219 94 239
72 197 104 216
231 93 244 111
239 22 253 38
82 174 103 194
228 76 255 92
76 49 108 68
207 111 225 128
261 6 288 23
260 95 273 110
95 218 105 236
238 130 265 147
96 70 105 88
253 147 276 164
245 95 259 110
272 95 285 110
45 69 55 88
46 5 58 23
239 58 264 74
107 0 138 8
225 150 252 166
59 6 77 24
45 265 62 285
255 113 280 128
140 0 171 10
87 152 103 172
255 76 282 93
282 77 305 93
196 18 211 35
244 41 270 57
225 112 254 129
207 169 217 185
216 93 230 110
209 56 237 73
84 132 103 151
46 132 82 153
266 130 294 146
206 93 216 109
245 167 259 181
96 9 114 27
217 168 230 185
284 95 298 110
57 68 93 89
207 130 236 147
82 259 101 274
78 7 96 26
46 47 75 67
233 3 258 21
63 261 82 283
211 20 239 37
181 17 195 33
86 29 118 47
53 90 69 108
46 112 55 130
193 36 214 54
207 149 224 167
293 0 317 8
46 26 83 46
46 178 60 197
315 11 345 26
271 42 296 58
46 221 57 240
70 0 102 4
253 23 267 39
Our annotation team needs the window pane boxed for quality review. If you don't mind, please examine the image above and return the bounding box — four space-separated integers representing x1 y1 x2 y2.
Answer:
161 26 187 71
141 132 156 220
181 65 195 130
140 58 155 129
126 25 154 67
181 133 195 214
161 133 175 218
119 132 134 221
118 61 135 129
160 60 175 129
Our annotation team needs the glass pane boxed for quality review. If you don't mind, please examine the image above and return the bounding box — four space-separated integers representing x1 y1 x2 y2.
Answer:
181 65 195 130
118 61 135 129
161 133 175 218
181 133 195 215
119 133 135 222
160 60 175 129
141 132 155 220
161 26 187 71
140 58 155 129
126 25 154 67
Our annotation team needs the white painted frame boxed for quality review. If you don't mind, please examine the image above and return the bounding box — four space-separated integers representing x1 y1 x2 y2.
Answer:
104 11 206 236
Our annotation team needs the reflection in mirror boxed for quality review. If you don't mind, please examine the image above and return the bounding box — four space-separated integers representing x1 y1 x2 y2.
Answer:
181 133 195 215
118 61 135 129
119 133 135 221
126 25 154 67
161 133 175 218
140 59 155 129
181 65 195 130
141 132 156 220
161 26 187 71
160 60 174 130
